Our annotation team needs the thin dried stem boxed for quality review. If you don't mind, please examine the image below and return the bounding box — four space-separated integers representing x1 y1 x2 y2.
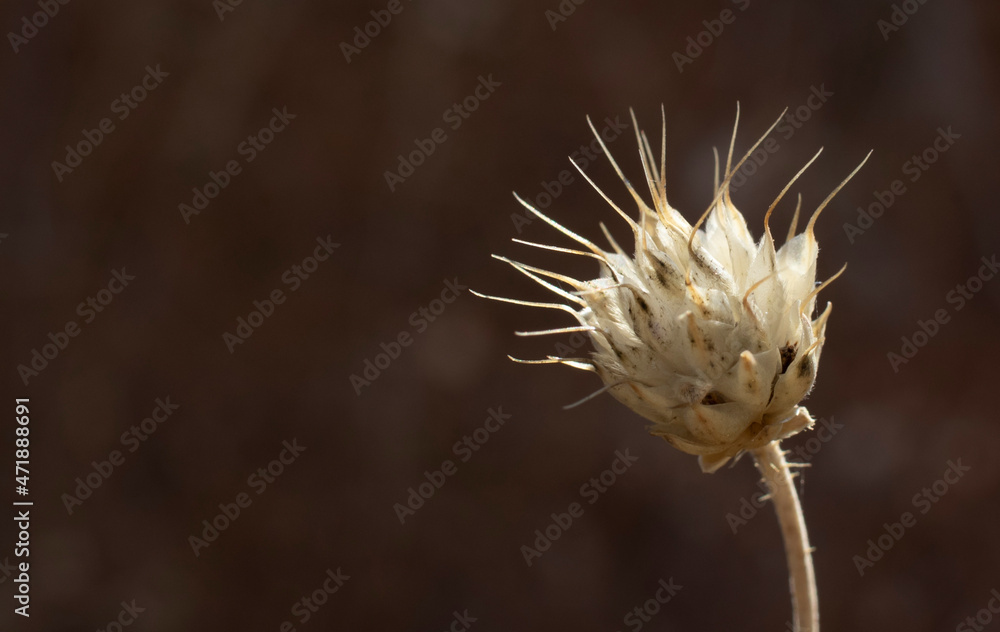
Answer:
750 441 819 632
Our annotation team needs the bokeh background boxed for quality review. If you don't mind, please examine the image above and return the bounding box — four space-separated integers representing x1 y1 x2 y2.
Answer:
1 0 999 629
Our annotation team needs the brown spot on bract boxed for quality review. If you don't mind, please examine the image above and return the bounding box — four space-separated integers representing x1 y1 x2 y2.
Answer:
797 355 813 378
649 255 678 288
701 391 726 405
780 344 798 373
654 268 669 287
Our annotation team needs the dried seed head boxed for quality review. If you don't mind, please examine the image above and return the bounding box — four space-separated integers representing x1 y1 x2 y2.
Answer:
479 106 869 472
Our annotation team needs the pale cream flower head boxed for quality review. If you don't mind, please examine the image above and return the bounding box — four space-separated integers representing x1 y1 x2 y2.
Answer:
478 106 869 472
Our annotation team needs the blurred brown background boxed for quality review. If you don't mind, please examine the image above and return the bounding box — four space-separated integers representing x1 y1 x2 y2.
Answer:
1 0 999 629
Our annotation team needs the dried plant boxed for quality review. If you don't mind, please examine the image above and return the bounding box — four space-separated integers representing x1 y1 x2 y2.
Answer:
476 106 870 631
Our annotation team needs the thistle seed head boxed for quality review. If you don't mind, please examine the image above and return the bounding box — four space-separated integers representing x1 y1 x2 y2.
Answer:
480 106 869 472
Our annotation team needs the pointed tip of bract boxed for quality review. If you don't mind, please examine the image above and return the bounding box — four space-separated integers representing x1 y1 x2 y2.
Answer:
805 150 873 239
